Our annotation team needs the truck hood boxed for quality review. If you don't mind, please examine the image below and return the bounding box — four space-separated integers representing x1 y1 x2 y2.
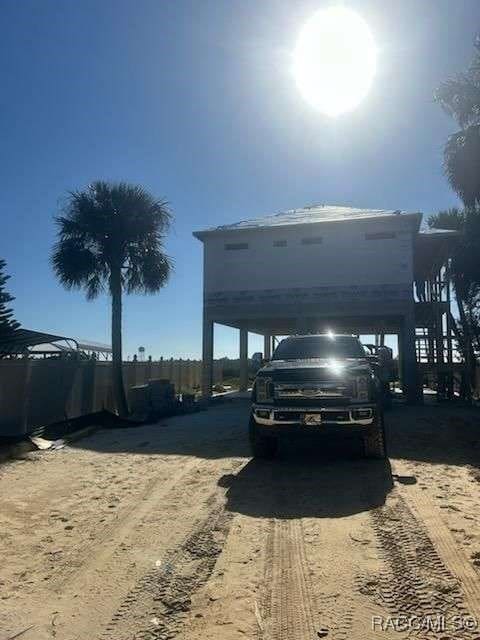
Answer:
258 358 372 381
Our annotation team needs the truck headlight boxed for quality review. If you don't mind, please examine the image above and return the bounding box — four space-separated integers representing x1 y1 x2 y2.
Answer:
355 376 370 402
256 377 273 403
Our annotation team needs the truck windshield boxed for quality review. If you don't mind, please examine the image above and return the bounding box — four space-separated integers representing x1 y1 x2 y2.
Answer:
272 336 366 360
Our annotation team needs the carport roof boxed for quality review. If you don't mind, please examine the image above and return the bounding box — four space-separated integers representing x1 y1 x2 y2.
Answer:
0 329 111 356
0 329 74 355
193 204 422 239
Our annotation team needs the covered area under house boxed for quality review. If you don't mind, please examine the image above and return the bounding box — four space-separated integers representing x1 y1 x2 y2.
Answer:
193 205 460 402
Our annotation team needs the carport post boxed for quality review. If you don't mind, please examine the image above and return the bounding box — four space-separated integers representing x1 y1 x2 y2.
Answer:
239 328 249 392
201 315 214 399
400 313 422 404
264 334 271 360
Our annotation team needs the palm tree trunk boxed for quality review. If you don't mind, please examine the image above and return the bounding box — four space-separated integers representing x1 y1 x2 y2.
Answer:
110 267 129 416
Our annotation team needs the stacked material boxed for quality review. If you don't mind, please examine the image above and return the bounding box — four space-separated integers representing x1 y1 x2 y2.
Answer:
128 384 151 418
127 379 202 422
149 379 176 414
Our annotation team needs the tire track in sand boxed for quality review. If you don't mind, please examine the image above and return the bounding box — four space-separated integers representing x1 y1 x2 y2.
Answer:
100 498 233 640
392 459 480 621
370 490 479 639
266 518 318 640
257 462 319 640
52 457 246 640
49 455 203 591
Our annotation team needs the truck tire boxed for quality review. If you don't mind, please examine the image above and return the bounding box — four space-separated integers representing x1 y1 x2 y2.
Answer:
363 412 387 459
249 414 278 459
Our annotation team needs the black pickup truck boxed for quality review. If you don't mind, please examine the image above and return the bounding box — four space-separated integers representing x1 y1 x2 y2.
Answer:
249 334 386 459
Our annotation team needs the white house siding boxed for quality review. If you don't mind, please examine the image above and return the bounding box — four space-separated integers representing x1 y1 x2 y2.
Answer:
205 219 413 292
202 218 415 314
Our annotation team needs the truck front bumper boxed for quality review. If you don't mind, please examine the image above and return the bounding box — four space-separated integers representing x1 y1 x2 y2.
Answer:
252 404 376 428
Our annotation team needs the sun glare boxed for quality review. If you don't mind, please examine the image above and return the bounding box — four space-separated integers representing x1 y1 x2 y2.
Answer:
293 7 377 116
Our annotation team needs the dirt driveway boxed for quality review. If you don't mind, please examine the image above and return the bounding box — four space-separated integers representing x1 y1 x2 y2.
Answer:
2 400 480 640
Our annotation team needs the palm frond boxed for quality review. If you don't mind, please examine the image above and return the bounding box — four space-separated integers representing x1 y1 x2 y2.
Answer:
51 238 100 292
428 208 465 231
429 206 480 305
435 76 480 128
124 246 173 294
52 181 173 299
444 125 480 207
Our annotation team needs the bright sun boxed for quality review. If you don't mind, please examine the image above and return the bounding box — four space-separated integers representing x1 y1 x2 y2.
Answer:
293 7 376 116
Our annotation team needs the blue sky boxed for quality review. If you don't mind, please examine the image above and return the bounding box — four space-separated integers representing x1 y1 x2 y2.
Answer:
1 0 478 358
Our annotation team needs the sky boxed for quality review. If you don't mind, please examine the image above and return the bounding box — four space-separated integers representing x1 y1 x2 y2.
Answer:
1 0 479 359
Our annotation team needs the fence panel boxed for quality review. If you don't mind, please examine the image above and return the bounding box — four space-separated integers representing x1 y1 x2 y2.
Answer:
0 360 31 435
0 357 216 436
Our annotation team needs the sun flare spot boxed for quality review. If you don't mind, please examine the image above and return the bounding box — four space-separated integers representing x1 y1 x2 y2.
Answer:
293 7 377 116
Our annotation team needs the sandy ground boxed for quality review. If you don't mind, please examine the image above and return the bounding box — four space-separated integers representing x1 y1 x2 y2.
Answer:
2 399 480 640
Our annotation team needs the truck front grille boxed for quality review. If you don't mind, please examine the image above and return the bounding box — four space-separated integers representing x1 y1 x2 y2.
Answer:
273 410 350 422
275 381 351 400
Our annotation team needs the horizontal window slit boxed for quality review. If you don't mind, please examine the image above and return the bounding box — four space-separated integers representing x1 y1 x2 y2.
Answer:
301 237 323 245
365 232 396 240
224 242 249 250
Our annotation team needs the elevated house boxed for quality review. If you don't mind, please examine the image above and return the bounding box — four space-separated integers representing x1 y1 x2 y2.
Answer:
193 205 459 402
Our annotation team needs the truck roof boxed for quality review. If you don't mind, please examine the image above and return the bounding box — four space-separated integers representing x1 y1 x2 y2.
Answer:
285 334 357 339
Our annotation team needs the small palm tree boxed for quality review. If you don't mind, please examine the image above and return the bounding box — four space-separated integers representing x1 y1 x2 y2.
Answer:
52 181 172 416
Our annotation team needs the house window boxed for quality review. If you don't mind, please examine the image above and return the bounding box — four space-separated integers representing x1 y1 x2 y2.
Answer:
301 237 323 245
273 240 287 247
365 232 396 240
225 242 249 250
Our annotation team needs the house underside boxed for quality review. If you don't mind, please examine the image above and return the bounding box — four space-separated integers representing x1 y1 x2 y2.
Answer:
194 206 461 403
202 301 420 402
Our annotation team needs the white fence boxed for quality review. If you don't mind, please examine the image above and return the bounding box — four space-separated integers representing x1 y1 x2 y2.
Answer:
0 358 222 437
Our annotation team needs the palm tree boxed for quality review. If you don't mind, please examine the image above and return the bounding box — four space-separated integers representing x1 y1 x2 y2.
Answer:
428 208 480 394
435 39 480 395
435 39 480 206
52 181 172 416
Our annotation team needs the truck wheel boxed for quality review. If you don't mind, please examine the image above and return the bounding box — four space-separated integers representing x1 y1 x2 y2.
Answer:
249 414 278 459
363 412 387 459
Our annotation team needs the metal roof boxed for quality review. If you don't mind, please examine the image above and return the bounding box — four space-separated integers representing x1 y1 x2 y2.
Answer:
0 329 75 355
76 339 112 353
418 227 460 237
193 204 422 239
0 329 111 356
